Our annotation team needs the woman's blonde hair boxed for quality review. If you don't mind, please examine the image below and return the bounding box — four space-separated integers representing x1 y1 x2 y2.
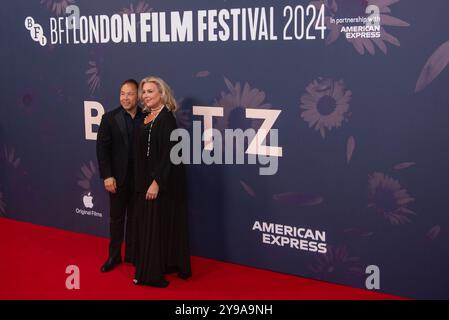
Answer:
139 76 177 112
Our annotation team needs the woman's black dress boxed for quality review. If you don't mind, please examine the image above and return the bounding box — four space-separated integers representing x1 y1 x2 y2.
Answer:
133 107 191 287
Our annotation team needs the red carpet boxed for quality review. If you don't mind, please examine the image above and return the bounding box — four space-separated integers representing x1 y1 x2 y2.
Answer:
0 217 405 300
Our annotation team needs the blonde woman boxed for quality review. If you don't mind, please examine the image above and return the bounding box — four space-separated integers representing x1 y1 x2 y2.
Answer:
132 76 191 287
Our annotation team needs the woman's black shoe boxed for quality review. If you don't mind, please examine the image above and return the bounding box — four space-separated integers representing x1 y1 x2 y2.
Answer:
100 257 121 272
132 278 169 288
178 272 191 280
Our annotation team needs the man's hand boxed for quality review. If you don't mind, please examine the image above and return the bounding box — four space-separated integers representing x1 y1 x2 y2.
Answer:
146 180 159 200
104 177 117 194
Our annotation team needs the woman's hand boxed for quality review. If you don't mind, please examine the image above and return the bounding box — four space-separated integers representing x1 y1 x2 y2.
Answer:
104 177 117 194
146 180 159 200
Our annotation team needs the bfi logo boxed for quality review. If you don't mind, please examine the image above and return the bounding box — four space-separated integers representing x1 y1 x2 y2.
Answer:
24 16 47 46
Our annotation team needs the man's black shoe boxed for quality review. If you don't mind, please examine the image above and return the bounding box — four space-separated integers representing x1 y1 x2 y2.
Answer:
100 257 122 272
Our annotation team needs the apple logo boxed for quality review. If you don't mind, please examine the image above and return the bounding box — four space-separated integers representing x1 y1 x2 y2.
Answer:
83 192 94 209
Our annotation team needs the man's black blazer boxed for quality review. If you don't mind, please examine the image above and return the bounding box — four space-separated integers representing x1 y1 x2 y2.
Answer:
96 106 135 187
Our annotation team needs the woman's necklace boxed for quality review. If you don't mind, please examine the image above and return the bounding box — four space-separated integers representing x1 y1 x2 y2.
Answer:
144 105 164 125
145 105 164 157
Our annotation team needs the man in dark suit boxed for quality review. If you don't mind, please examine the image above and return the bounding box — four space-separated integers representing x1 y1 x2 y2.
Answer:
96 79 144 272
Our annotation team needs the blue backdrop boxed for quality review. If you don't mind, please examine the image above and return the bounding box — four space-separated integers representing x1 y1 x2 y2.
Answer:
1 0 449 299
